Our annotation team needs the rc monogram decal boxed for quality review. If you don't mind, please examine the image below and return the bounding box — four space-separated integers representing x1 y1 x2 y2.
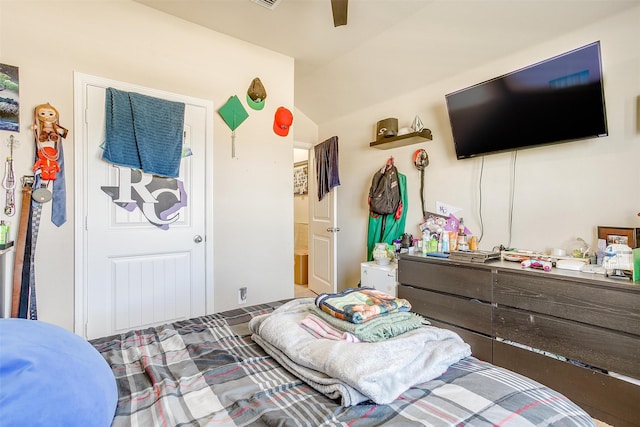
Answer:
101 166 187 230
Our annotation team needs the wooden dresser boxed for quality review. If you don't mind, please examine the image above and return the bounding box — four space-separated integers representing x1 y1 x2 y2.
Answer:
398 254 640 427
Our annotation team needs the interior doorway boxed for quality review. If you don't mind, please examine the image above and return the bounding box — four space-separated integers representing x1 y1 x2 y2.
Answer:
293 146 314 298
73 73 214 339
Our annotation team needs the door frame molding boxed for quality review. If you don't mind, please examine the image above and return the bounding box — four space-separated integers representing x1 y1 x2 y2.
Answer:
72 72 215 337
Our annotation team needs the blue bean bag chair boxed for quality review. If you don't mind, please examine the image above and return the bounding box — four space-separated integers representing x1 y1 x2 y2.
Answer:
0 319 117 426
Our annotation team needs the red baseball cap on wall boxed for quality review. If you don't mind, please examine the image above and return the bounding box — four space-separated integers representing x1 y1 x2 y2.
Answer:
273 107 293 137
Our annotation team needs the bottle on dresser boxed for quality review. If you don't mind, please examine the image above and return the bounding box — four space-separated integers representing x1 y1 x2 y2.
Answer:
441 231 449 252
421 231 429 254
458 218 469 251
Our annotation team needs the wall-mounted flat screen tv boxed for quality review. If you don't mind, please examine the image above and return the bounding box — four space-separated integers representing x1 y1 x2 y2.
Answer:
445 41 608 160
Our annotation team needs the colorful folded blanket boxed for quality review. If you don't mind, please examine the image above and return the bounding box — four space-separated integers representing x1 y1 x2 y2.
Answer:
314 287 411 324
309 305 426 342
299 314 360 342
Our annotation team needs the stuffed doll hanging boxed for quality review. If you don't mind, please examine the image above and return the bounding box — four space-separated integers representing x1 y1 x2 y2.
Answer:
32 103 67 203
32 146 61 181
34 103 68 143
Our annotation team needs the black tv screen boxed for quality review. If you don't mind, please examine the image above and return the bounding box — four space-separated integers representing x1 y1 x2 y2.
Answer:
445 41 608 159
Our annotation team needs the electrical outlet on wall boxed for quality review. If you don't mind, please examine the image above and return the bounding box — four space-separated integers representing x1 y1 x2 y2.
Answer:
238 287 248 304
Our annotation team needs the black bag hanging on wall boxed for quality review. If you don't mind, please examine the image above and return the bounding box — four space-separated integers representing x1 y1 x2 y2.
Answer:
368 159 403 242
368 162 400 216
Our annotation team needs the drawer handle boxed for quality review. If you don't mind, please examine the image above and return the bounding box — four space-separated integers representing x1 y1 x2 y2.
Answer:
470 298 492 306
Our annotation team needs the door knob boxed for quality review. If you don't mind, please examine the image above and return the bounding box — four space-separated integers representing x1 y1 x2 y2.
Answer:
326 227 340 232
194 235 203 243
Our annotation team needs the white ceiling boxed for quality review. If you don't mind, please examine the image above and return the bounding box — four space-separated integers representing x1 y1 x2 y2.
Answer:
135 0 639 125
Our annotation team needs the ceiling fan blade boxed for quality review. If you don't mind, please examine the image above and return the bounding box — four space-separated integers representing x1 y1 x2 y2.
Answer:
331 0 348 27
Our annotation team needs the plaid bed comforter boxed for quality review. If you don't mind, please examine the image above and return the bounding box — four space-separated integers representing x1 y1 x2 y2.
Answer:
91 301 595 427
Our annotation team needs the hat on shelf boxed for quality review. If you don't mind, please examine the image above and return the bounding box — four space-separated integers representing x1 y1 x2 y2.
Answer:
376 117 398 140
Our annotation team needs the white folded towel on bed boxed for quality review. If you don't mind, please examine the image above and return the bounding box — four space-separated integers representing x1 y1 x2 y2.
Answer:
249 298 471 406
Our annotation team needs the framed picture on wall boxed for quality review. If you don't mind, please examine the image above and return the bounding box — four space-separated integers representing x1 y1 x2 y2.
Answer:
293 161 308 195
0 63 19 132
597 226 637 248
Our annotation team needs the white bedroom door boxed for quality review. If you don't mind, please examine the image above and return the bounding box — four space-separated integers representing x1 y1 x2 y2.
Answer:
308 146 338 295
75 73 213 339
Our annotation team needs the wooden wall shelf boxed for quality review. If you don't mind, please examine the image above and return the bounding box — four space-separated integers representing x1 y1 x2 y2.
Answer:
369 128 432 149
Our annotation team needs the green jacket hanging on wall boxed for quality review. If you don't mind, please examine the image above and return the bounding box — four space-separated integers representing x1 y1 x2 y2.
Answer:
366 172 407 261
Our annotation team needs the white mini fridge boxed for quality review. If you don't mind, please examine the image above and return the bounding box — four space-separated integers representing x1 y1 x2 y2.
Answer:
360 261 398 297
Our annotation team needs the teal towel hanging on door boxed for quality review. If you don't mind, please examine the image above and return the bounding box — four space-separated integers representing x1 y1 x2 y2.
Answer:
103 87 185 178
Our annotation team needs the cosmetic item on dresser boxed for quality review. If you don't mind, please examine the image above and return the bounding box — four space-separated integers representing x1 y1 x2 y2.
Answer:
372 243 391 265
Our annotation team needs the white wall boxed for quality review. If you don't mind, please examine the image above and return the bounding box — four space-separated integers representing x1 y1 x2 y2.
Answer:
322 6 640 291
0 0 295 330
293 108 319 147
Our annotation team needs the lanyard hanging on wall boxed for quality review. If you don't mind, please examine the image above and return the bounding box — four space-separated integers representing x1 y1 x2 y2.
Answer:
413 149 429 219
3 135 17 216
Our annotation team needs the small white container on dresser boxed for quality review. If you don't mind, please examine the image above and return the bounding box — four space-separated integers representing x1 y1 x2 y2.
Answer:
360 261 398 297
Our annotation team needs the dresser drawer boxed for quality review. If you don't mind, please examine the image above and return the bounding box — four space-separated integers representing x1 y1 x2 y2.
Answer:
494 270 640 336
493 340 640 427
494 306 640 379
399 284 492 336
398 259 492 301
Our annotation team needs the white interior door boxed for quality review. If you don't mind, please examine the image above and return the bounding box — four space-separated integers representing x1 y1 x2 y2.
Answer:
74 73 214 339
308 146 337 295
